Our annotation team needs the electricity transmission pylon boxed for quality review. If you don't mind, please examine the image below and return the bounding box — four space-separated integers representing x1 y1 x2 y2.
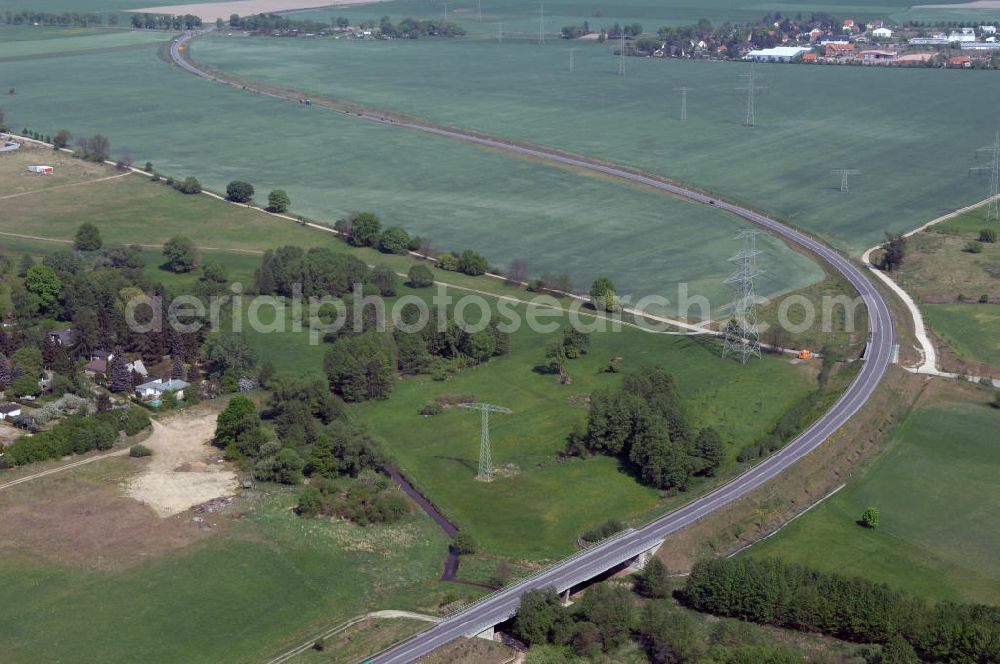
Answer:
617 31 626 75
460 403 512 481
674 86 693 121
539 2 545 45
970 129 1000 221
831 169 861 193
722 230 763 364
737 61 766 127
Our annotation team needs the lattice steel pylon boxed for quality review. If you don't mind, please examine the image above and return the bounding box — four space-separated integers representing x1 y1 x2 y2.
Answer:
674 86 693 121
736 60 766 127
831 169 861 193
460 403 512 481
721 230 763 364
970 129 1000 221
618 31 626 75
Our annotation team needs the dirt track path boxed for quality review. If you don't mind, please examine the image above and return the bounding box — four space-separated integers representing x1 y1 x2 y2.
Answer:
0 446 131 492
0 172 129 200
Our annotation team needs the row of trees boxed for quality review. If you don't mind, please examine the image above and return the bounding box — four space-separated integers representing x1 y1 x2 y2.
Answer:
130 13 201 30
2 11 114 26
573 366 724 490
2 406 150 466
682 557 1000 662
509 581 808 661
376 16 467 39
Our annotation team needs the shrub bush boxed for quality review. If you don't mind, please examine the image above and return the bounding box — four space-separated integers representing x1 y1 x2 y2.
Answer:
129 444 153 457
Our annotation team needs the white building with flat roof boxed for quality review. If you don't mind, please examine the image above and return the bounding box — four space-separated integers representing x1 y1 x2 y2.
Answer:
744 46 811 62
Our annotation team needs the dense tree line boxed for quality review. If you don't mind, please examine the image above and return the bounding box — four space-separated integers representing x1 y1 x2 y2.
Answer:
323 303 511 402
228 12 327 33
254 245 372 298
575 366 723 490
1 406 149 466
130 12 201 30
509 582 812 662
682 557 1000 662
377 16 466 38
2 11 113 26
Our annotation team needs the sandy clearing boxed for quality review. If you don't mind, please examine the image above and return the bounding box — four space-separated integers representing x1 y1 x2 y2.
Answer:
122 412 237 517
129 0 378 22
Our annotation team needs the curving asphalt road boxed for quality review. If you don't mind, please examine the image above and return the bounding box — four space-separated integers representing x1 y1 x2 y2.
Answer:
169 32 896 663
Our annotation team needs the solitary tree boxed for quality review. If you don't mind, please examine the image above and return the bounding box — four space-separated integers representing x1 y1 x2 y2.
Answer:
0 355 11 389
74 223 102 252
226 180 255 203
267 189 290 213
407 264 434 288
349 212 381 247
53 129 72 149
171 356 184 380
110 349 132 393
378 226 410 254
162 236 198 273
176 176 201 194
589 276 618 311
861 506 879 529
24 264 62 315
635 557 671 598
880 233 906 271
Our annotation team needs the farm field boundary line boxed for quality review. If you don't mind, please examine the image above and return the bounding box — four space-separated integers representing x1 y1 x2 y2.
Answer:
165 31 896 662
0 172 130 200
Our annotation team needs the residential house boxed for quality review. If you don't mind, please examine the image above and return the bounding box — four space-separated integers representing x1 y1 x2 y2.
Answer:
842 19 856 33
135 378 189 401
0 403 21 420
859 49 897 62
948 55 973 67
47 328 75 346
825 42 855 57
85 352 147 379
809 28 822 41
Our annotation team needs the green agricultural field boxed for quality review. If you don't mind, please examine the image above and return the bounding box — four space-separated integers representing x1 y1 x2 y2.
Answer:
0 46 823 313
745 399 1000 605
924 303 1000 367
0 460 466 664
0 25 167 59
192 34 1000 253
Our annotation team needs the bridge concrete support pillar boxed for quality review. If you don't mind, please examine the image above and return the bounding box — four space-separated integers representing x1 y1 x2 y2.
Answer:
474 625 496 641
627 540 664 571
560 589 573 607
